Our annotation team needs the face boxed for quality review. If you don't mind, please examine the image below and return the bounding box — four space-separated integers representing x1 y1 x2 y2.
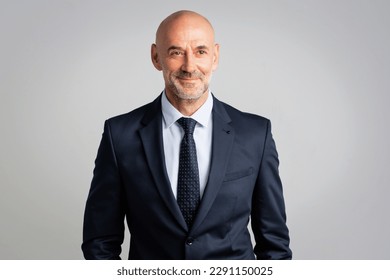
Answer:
151 15 219 101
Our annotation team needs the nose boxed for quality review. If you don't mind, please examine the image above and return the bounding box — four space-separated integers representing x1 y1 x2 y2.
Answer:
181 52 196 73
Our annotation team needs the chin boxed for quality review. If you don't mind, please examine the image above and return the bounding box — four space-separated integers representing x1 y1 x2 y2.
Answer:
175 90 205 101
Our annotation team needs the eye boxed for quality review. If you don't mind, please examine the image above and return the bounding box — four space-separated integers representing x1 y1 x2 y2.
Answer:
170 50 184 56
198 49 207 55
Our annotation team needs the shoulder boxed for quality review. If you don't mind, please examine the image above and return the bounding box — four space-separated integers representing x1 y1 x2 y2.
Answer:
105 95 161 129
213 95 270 131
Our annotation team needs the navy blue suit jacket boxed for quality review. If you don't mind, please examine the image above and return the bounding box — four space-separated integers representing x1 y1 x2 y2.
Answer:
82 94 292 259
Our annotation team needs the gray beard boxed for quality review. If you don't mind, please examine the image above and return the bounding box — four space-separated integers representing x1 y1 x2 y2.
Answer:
168 80 208 101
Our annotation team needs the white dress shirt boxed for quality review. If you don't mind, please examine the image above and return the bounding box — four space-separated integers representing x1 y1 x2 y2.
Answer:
161 91 213 199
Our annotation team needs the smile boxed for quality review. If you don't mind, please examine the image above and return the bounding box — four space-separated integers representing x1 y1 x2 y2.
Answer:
177 77 199 81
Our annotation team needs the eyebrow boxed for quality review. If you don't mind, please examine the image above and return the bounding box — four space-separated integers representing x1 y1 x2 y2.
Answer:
167 45 210 52
167 46 184 52
195 45 209 50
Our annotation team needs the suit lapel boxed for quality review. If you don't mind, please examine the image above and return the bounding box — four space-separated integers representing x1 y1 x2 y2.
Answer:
139 95 187 230
190 97 235 234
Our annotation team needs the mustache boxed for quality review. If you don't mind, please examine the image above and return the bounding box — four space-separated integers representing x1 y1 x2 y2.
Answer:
174 70 203 79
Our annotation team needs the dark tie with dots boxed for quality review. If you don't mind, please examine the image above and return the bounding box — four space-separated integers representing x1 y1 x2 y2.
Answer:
177 117 200 229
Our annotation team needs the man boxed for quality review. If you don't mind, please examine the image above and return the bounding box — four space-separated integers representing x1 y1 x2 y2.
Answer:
82 10 292 260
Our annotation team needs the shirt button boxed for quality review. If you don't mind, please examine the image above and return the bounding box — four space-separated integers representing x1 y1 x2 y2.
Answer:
186 237 194 245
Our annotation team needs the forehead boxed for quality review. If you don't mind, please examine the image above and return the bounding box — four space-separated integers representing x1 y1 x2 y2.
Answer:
157 16 214 47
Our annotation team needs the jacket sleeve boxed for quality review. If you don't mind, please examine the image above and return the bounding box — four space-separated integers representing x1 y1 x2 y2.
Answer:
82 120 125 259
251 120 292 259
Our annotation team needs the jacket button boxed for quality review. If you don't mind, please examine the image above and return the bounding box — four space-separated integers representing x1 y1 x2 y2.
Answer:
186 238 194 245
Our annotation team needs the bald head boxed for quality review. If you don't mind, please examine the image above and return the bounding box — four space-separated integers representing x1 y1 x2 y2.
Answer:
155 10 215 46
151 10 219 114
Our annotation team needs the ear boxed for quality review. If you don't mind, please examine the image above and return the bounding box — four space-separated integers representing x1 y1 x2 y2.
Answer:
212 43 220 71
151 44 162 71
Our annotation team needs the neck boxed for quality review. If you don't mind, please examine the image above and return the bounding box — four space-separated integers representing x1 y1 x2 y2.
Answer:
166 90 209 116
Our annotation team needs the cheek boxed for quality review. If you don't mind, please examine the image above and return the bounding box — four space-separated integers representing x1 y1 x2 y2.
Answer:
160 63 174 76
162 57 183 70
198 58 216 74
199 67 214 80
162 71 172 84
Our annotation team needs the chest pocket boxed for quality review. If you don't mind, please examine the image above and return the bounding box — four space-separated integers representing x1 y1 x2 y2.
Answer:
223 167 254 182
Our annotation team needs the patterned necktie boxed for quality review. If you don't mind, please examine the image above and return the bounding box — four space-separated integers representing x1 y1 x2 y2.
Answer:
177 117 200 228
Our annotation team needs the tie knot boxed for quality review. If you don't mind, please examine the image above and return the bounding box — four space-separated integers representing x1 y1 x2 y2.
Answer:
177 117 197 134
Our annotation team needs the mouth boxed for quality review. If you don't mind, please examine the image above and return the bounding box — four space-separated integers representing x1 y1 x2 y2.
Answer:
175 71 202 81
176 75 199 80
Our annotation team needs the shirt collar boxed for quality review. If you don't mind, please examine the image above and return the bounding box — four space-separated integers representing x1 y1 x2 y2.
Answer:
161 90 213 129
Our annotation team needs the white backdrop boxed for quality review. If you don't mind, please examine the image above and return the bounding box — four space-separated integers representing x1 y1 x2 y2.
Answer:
1 0 389 259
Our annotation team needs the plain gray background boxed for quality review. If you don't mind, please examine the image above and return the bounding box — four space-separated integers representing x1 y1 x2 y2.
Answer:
1 0 389 259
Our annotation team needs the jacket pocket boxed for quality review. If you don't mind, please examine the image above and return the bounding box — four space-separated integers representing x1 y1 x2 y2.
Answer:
223 167 254 182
